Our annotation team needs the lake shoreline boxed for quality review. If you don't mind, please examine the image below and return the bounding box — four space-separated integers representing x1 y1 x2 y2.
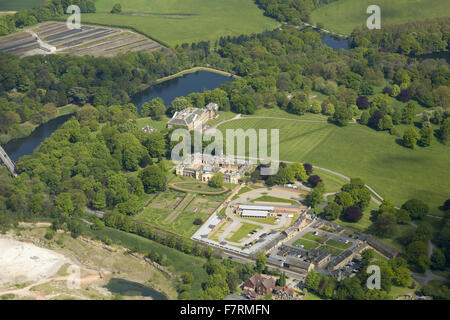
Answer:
1 105 78 146
3 70 234 162
136 66 240 93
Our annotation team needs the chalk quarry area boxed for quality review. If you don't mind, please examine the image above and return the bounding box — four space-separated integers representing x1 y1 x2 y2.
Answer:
0 237 69 286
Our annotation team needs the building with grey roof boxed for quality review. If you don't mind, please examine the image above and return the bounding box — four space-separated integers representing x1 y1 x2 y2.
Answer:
167 103 219 130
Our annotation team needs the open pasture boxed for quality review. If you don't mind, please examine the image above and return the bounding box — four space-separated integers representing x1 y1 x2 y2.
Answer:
0 0 43 11
311 0 450 35
218 117 450 214
79 0 278 46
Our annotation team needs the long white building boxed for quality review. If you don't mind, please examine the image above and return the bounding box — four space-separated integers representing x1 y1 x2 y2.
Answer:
238 205 274 211
238 205 274 219
241 210 269 218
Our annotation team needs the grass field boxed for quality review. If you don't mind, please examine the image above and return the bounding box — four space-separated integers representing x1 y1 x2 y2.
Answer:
311 0 450 35
0 0 43 11
317 245 342 256
226 222 262 243
325 238 352 250
240 216 277 226
314 168 349 193
78 0 277 46
218 116 450 215
302 232 328 244
251 195 299 205
292 238 319 250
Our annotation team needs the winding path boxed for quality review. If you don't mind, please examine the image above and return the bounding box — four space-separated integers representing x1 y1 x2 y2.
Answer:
317 192 338 210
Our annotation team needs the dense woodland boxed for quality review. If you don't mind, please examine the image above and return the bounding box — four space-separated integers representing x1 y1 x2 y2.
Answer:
350 18 450 56
0 0 449 300
2 24 448 144
255 0 337 23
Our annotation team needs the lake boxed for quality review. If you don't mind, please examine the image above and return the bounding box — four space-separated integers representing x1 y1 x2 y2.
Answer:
322 34 350 51
3 71 233 163
105 278 168 300
132 70 234 114
321 33 449 69
4 114 73 163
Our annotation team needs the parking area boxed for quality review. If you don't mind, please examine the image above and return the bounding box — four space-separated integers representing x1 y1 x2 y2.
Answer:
192 185 313 256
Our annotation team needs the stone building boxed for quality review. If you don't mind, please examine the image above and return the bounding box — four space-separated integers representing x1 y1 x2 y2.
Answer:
284 256 314 273
167 103 219 130
175 153 252 184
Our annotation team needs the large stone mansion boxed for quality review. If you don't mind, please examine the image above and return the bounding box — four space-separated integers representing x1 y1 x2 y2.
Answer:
167 103 219 130
175 153 253 184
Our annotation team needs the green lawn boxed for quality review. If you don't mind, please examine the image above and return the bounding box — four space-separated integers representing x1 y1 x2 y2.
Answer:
226 222 262 243
171 181 227 194
302 232 328 244
303 291 324 300
314 168 348 193
208 111 238 126
136 117 170 130
251 195 298 205
292 238 319 250
294 234 349 256
334 200 378 233
389 282 417 298
78 0 278 46
317 245 343 256
325 238 352 250
0 0 43 11
240 216 277 226
218 116 450 215
311 0 450 35
56 105 78 117
242 106 329 121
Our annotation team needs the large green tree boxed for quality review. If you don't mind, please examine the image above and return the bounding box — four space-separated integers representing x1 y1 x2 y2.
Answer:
139 164 167 193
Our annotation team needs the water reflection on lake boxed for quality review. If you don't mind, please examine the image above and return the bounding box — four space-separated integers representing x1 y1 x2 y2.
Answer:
132 70 234 114
106 278 168 300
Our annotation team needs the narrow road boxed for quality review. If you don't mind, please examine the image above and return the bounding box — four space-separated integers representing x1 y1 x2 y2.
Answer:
317 192 338 210
412 269 450 285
